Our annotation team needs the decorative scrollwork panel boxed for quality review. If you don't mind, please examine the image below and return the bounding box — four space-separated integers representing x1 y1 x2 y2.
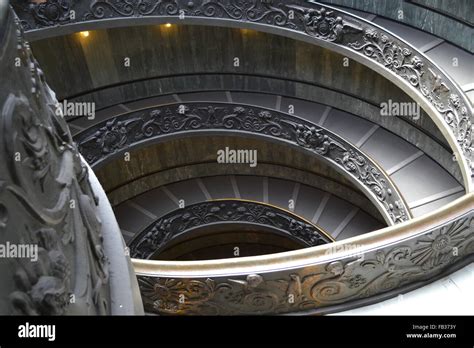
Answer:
128 200 333 259
75 102 410 225
136 210 474 315
0 8 110 315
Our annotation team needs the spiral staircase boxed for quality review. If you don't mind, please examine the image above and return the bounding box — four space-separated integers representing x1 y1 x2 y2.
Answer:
0 0 473 316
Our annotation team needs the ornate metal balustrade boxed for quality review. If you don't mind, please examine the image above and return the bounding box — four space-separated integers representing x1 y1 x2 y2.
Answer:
134 194 474 315
129 199 333 260
74 102 410 225
11 0 474 190
0 5 141 315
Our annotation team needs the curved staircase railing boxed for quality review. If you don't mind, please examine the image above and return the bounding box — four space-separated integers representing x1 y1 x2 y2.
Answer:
12 0 474 190
134 193 474 315
74 102 411 225
128 199 334 261
0 4 142 315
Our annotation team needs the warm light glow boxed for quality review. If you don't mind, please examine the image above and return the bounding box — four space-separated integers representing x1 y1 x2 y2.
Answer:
165 23 172 28
80 31 90 38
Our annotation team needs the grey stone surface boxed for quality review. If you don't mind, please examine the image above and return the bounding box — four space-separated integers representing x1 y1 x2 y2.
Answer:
115 174 385 240
391 155 463 205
